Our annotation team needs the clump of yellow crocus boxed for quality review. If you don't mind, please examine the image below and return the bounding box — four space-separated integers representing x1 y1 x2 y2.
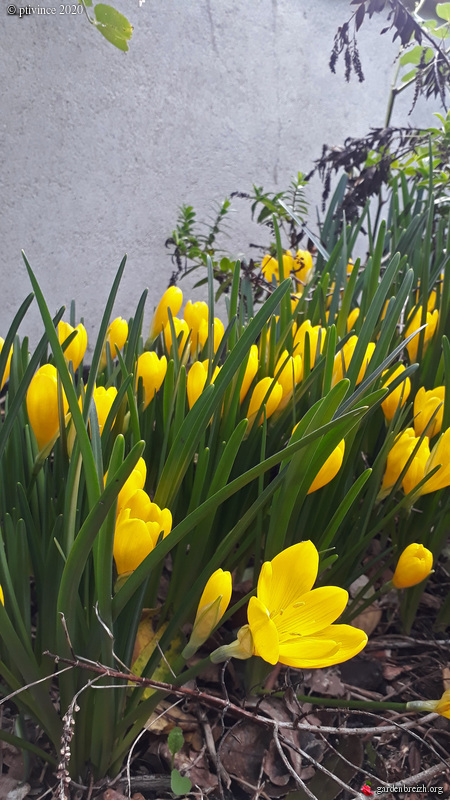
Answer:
26 364 69 451
182 569 232 659
392 543 433 589
0 338 13 390
331 336 375 387
136 352 167 409
211 541 367 667
381 365 411 422
148 286 183 341
58 321 88 372
405 307 438 362
413 386 445 438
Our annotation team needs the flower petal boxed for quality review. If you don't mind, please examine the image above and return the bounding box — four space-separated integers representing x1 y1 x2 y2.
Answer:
258 541 319 615
247 596 279 665
278 624 367 669
275 586 349 639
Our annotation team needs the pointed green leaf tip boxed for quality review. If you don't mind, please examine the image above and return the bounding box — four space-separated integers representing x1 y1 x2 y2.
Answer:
168 726 184 756
94 4 133 51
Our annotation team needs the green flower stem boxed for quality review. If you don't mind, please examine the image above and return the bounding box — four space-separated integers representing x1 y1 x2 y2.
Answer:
258 689 408 713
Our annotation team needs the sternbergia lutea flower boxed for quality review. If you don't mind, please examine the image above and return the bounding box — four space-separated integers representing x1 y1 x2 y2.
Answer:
392 543 433 589
58 321 88 372
211 541 367 667
26 364 69 451
148 286 183 341
182 569 232 659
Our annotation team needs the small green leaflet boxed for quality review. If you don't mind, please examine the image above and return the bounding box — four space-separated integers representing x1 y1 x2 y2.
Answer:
437 3 450 22
94 4 133 51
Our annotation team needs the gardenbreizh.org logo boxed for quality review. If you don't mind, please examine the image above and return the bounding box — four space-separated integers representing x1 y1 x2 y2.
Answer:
360 779 445 795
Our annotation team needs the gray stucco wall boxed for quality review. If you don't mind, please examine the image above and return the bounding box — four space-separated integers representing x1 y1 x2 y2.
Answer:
2 0 435 349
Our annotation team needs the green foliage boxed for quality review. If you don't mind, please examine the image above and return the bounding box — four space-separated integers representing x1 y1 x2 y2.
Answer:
78 1 133 51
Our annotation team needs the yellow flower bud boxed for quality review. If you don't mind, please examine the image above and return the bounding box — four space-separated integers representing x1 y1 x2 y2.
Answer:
261 254 279 283
148 287 183 341
0 585 4 606
26 365 69 451
392 543 433 589
58 322 88 371
113 498 172 575
405 307 438 362
292 250 314 286
197 317 225 354
247 377 283 426
0 338 12 390
100 317 129 370
163 317 190 358
136 352 167 409
293 321 326 368
420 428 450 495
275 350 303 409
92 386 118 435
413 386 445 438
346 308 360 333
381 428 428 496
381 365 411 422
407 688 450 718
187 360 220 409
331 336 375 387
184 300 209 353
182 568 232 659
307 439 345 494
115 456 147 513
240 345 259 403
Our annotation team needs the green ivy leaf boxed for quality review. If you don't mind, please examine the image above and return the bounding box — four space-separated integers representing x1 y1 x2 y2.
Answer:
94 4 133 51
437 2 450 22
168 726 184 756
170 768 192 796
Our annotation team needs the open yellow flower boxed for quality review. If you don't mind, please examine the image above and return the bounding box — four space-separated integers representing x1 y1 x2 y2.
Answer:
182 568 232 659
405 307 438 362
307 440 345 494
211 541 367 667
58 321 88 371
136 352 167 409
381 365 411 422
392 543 433 589
413 386 445 438
0 338 13 390
148 286 183 341
26 364 69 451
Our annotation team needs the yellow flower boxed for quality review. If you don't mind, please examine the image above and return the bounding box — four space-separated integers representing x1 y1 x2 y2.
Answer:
261 254 280 283
420 428 450 494
197 317 225 354
58 322 88 371
247 377 283 426
26 365 69 451
240 345 259 403
100 317 129 370
187 360 220 409
211 542 367 667
413 386 445 438
113 500 172 575
380 428 430 497
148 286 183 341
392 543 433 589
92 386 118 435
405 307 439 362
136 352 167 409
182 569 232 659
115 456 147 513
0 338 12 390
307 440 345 494
381 365 411 422
407 689 450 718
346 308 360 332
0 585 4 606
293 321 326 368
275 350 303 409
292 250 314 286
184 300 209 353
164 317 190 358
331 336 375 387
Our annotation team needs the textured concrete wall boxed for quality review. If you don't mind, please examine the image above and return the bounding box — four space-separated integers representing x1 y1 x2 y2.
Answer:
2 0 434 349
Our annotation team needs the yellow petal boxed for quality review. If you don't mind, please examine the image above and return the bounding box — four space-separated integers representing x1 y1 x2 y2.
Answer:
279 624 368 668
257 541 319 615
247 596 279 665
275 586 349 639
